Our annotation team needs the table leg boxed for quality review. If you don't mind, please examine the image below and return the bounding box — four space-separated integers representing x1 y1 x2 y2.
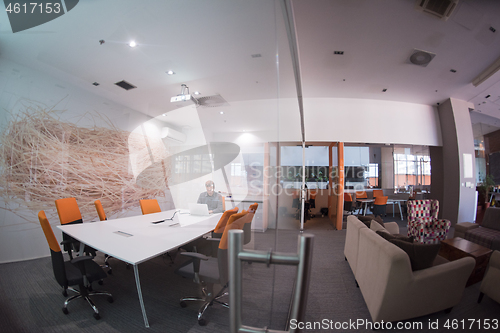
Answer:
398 202 403 220
133 264 150 328
392 202 395 218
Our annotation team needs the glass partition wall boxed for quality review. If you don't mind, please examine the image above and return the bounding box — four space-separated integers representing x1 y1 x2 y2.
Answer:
0 0 301 331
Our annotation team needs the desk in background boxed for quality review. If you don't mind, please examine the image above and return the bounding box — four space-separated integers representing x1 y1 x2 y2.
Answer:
58 210 221 327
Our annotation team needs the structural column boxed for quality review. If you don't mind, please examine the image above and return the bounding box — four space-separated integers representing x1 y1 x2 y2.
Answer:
435 98 476 225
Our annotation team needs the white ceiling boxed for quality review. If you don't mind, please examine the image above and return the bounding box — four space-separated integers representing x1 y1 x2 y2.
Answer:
2 0 500 139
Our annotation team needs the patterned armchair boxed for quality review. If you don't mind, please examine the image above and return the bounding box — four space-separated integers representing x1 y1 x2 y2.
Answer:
407 199 451 244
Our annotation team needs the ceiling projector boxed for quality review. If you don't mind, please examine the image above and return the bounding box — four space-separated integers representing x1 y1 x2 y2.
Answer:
170 84 192 103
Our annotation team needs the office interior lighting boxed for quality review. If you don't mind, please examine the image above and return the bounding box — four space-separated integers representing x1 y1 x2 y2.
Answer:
166 70 175 75
129 41 137 47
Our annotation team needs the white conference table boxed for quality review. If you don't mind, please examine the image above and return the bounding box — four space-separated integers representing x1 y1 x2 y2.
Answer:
357 198 405 220
57 210 221 328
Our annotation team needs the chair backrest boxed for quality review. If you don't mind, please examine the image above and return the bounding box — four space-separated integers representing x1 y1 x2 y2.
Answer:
218 210 248 285
243 203 258 245
407 199 439 221
222 196 226 211
94 200 107 221
38 211 67 287
309 190 317 200
55 198 83 225
373 189 384 198
139 199 161 215
344 193 353 202
374 196 388 205
355 191 367 199
213 207 239 235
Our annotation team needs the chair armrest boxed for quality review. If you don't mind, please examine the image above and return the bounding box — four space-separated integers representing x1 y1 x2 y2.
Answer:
70 255 94 264
60 239 77 245
489 250 500 270
384 222 400 234
180 252 210 261
205 237 221 242
180 252 209 274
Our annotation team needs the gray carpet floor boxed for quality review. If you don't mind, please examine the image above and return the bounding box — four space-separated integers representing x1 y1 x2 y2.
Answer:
0 215 499 332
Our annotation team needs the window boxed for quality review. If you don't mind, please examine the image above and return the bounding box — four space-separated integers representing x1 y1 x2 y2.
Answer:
393 147 431 191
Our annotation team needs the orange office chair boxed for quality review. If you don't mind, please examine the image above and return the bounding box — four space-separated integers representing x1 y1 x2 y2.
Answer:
39 211 113 319
176 210 248 326
213 207 239 238
373 189 384 198
372 196 388 217
243 203 258 245
94 200 115 274
344 193 355 215
94 200 107 221
55 198 95 259
309 190 317 209
354 191 368 214
355 191 367 199
139 199 161 215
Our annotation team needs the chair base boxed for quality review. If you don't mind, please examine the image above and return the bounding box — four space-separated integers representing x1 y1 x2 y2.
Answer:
63 286 113 319
180 284 228 325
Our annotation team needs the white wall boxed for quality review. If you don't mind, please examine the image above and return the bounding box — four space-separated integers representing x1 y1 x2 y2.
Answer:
303 98 442 146
0 58 153 263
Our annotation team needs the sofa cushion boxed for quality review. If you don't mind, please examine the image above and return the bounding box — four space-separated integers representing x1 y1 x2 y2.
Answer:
481 207 500 231
357 214 384 227
465 227 500 250
370 221 388 233
376 230 414 243
389 239 441 271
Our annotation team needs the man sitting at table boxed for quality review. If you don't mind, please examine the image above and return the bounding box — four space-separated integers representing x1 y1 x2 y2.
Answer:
197 180 223 213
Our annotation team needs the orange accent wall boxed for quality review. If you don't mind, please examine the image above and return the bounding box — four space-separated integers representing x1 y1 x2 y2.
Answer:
336 143 344 230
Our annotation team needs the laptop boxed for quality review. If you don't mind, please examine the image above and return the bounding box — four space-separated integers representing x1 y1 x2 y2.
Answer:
188 203 210 216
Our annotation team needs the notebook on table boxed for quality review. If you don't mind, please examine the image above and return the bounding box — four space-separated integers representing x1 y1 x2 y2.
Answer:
188 203 210 216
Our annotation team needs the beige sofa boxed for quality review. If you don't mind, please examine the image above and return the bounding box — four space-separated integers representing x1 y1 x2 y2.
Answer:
344 215 475 323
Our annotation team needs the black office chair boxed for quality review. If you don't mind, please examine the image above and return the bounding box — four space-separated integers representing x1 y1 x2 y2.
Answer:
39 211 113 319
372 196 388 217
344 193 355 215
176 210 248 326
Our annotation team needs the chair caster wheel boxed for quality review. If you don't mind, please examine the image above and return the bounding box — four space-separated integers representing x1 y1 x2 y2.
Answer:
107 269 113 275
107 296 114 303
198 318 207 326
62 290 68 297
62 307 68 314
98 280 103 285
93 313 101 320
180 301 187 308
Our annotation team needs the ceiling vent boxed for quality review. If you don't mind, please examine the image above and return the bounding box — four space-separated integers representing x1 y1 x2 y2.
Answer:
192 94 229 108
415 0 458 21
408 49 436 67
115 80 137 90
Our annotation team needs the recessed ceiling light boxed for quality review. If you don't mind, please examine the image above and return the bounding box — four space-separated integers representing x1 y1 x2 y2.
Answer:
162 113 167 116
194 91 201 95
92 82 99 86
166 70 175 75
382 88 387 92
220 111 224 115
129 41 137 47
